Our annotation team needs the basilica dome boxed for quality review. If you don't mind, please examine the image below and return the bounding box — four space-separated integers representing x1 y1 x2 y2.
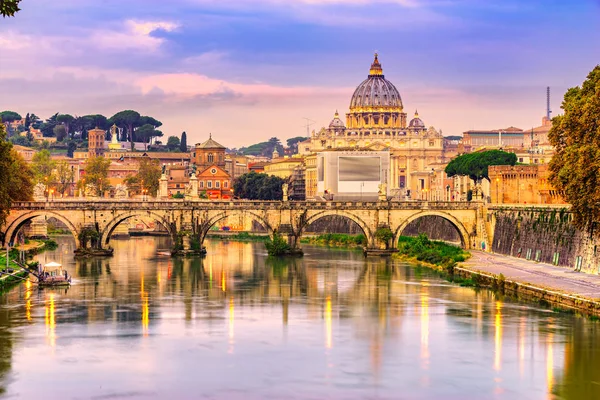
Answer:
329 110 345 129
349 54 403 110
409 110 425 128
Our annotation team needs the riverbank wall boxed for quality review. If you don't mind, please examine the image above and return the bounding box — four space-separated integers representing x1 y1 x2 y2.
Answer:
489 206 600 274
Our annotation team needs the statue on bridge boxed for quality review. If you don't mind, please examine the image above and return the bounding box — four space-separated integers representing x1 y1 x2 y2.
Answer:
33 183 46 201
378 183 387 201
115 184 128 199
85 183 98 198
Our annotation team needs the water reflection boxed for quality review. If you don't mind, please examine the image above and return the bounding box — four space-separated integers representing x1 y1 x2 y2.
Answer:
0 237 598 398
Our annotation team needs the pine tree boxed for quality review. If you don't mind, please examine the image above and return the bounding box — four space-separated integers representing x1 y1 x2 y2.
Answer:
180 131 187 152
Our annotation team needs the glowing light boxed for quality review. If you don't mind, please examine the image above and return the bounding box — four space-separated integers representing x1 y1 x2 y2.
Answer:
45 293 56 347
494 301 502 371
325 296 332 349
420 287 429 369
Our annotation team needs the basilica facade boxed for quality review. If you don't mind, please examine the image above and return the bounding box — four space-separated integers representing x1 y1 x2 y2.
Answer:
300 54 454 199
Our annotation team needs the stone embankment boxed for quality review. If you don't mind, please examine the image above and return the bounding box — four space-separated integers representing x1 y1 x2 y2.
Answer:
457 251 600 316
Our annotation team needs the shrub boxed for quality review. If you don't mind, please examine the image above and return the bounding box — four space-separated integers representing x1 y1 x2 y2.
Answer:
265 231 291 256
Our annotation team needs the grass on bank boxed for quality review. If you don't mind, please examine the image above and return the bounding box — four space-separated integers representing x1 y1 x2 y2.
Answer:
396 234 470 267
301 233 366 248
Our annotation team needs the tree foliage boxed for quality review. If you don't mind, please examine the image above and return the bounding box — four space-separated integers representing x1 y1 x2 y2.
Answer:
240 137 284 157
55 160 75 195
233 172 284 200
166 136 180 151
0 110 21 123
0 0 21 17
136 123 163 150
180 131 187 152
83 156 112 195
0 124 32 230
31 149 56 184
53 124 67 141
109 110 141 151
264 231 292 256
445 150 517 182
548 65 600 233
124 157 161 196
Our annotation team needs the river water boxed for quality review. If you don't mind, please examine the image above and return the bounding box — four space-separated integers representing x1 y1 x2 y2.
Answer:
0 236 599 399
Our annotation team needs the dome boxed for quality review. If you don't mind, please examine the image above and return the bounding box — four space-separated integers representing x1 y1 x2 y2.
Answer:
329 110 345 129
409 110 425 128
349 54 403 110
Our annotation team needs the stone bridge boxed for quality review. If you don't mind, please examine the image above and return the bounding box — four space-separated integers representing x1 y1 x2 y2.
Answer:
2 200 488 255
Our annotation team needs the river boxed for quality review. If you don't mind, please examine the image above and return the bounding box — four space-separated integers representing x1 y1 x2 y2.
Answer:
0 236 599 399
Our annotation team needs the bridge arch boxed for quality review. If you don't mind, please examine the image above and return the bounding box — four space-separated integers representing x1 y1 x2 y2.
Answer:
202 210 273 239
302 210 373 245
2 210 81 248
100 210 175 247
393 211 471 249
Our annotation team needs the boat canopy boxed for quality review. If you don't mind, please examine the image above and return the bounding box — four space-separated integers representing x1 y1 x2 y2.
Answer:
43 262 63 270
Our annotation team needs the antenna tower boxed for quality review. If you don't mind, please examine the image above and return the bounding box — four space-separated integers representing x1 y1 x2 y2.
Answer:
302 117 315 137
546 86 552 119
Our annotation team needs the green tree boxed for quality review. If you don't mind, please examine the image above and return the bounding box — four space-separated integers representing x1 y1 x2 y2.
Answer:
39 113 58 137
548 65 600 233
136 123 163 150
445 150 517 183
109 110 141 151
83 156 111 195
67 141 76 158
31 149 56 184
53 124 67 141
123 157 161 196
56 114 74 138
0 124 32 229
55 160 75 195
166 136 180 151
0 111 21 123
180 131 187 152
24 112 30 128
233 172 284 200
1 0 22 17
286 136 308 154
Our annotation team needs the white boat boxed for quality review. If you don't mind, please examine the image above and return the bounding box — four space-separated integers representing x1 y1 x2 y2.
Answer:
38 261 71 287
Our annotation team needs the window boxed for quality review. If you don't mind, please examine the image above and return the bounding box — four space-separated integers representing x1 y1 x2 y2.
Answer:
199 181 204 188
224 181 228 188
207 181 212 188
208 153 214 163
216 181 220 188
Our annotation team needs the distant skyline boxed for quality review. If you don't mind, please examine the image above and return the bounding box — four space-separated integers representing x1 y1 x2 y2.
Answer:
1 0 599 148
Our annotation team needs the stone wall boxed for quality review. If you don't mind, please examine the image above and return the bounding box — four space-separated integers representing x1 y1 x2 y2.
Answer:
304 216 363 235
401 216 461 243
491 208 599 273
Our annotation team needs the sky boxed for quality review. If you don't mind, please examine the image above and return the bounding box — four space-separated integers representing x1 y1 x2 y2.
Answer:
0 0 599 148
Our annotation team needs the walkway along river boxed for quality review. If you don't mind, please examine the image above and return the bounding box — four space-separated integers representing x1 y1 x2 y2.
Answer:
0 236 599 399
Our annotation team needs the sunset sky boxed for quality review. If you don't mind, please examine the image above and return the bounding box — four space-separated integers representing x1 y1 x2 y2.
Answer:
1 0 599 147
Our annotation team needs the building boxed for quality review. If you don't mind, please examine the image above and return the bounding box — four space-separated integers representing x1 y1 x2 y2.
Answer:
88 128 105 158
462 127 524 151
165 164 190 196
263 157 304 179
489 164 565 205
316 150 390 201
197 165 232 200
193 134 226 171
300 54 451 199
224 154 249 181
12 145 36 162
288 165 306 201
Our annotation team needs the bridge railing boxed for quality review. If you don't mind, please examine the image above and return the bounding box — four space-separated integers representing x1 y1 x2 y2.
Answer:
11 199 482 211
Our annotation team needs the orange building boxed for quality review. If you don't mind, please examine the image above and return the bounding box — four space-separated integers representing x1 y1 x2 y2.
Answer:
88 128 106 158
193 134 226 170
489 164 565 205
197 165 232 200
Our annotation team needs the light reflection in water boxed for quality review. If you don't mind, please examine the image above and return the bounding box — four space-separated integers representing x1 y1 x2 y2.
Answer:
494 301 502 372
228 296 234 354
24 280 32 322
547 330 554 398
420 285 430 370
141 274 149 336
1 237 594 399
325 296 332 349
44 293 56 347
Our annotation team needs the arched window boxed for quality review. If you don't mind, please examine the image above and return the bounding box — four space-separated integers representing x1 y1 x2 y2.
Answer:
208 153 214 163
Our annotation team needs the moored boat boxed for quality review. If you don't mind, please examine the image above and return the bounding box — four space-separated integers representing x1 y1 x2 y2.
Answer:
38 261 71 287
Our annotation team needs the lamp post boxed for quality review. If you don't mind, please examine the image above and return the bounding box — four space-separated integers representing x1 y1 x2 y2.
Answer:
446 185 450 201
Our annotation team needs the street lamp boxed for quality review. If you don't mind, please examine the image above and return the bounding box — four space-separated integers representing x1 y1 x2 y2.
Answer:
49 189 54 201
